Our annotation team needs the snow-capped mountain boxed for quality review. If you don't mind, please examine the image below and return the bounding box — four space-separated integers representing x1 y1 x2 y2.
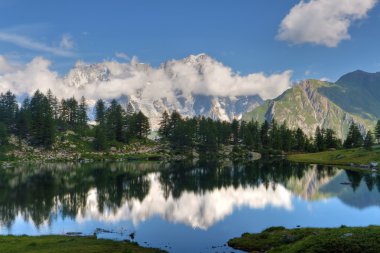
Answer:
63 54 264 129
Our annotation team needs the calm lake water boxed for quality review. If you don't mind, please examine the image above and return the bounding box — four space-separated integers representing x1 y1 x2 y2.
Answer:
1 160 380 252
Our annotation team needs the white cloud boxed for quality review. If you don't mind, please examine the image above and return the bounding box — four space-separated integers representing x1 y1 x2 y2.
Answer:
0 32 75 57
0 56 18 74
76 174 293 229
277 0 377 47
115 52 129 60
59 34 74 50
320 77 331 82
0 54 292 102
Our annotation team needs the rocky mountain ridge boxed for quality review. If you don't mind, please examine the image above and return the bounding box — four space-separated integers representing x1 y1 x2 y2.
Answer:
243 79 375 139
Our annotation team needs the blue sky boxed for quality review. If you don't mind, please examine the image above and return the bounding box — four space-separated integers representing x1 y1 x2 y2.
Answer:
0 0 380 82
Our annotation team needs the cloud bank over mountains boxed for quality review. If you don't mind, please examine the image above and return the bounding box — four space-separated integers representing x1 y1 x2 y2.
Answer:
0 54 292 101
277 0 377 47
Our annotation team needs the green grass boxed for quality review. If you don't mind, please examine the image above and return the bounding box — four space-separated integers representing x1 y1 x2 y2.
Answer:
288 147 380 166
0 235 166 253
228 226 380 253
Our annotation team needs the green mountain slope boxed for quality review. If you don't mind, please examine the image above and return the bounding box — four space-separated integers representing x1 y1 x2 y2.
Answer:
319 70 380 120
243 79 375 139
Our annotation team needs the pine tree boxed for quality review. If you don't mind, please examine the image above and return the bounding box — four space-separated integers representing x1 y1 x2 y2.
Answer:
126 102 135 117
15 97 32 139
0 91 18 132
294 128 305 151
314 126 325 151
344 122 363 148
0 122 8 146
231 119 239 144
106 99 125 142
325 128 339 149
158 111 170 140
260 121 270 148
95 99 106 126
46 89 59 120
77 96 88 135
375 120 380 144
135 111 150 139
364 130 374 150
30 90 55 148
94 126 108 151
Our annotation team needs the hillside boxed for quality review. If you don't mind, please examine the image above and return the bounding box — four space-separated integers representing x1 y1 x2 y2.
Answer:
319 70 380 120
243 79 376 139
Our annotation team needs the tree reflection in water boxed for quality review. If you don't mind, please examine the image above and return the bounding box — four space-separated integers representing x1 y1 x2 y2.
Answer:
0 160 378 230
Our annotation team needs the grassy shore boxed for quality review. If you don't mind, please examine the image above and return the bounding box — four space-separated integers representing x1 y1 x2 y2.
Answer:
0 235 166 253
287 147 380 166
228 226 380 253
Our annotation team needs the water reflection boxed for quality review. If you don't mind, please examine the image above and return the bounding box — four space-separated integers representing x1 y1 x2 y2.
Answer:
0 160 379 231
77 175 292 229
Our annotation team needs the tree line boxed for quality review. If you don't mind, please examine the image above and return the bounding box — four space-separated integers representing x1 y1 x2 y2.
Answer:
0 90 150 151
158 111 377 153
0 89 378 153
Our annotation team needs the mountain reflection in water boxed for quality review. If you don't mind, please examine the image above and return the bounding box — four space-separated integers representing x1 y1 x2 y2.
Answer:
1 160 380 239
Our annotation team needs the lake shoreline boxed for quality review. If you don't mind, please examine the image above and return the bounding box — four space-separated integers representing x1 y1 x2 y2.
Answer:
0 235 166 253
287 147 380 170
228 225 380 253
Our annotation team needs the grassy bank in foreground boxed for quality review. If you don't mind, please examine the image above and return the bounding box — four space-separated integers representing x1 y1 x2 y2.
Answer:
0 235 166 253
287 147 380 166
228 226 380 253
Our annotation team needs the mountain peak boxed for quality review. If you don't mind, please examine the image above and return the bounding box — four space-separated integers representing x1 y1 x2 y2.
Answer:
182 53 211 64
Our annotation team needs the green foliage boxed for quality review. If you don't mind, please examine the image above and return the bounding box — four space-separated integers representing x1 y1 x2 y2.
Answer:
0 235 166 253
243 79 376 141
29 90 55 148
364 130 374 150
0 88 375 157
0 91 18 131
320 70 380 120
375 120 380 143
288 147 380 166
0 122 8 146
229 226 380 253
344 122 364 149
94 126 108 151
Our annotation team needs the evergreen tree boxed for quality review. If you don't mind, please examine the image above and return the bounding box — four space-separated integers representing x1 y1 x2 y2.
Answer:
280 122 292 151
30 90 55 148
134 111 150 139
158 111 170 140
167 111 182 141
294 128 306 151
325 128 339 149
0 91 18 132
314 126 325 151
15 97 32 139
106 99 125 142
231 119 239 144
126 102 135 117
260 121 270 148
344 122 363 148
95 99 106 126
0 122 8 146
375 120 380 143
94 126 108 151
364 130 374 150
46 89 59 120
77 96 88 135
215 120 232 146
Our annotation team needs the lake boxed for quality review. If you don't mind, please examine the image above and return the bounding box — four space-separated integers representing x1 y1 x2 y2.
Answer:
0 160 380 252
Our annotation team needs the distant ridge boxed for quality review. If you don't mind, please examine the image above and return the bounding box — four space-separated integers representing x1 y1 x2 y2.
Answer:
243 78 376 138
